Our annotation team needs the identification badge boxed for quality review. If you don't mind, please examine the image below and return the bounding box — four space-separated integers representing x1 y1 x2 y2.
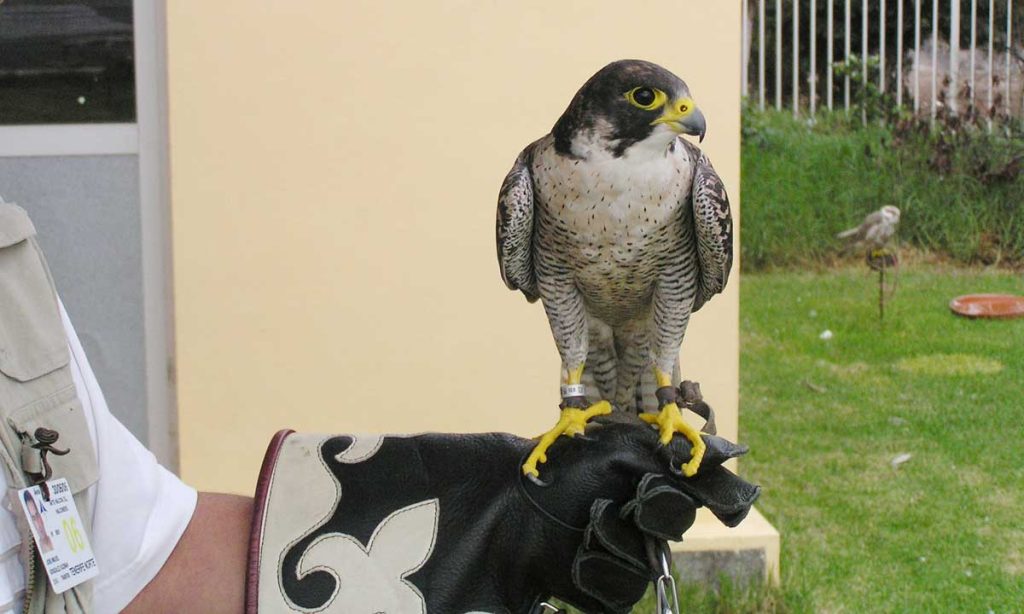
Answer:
17 479 98 593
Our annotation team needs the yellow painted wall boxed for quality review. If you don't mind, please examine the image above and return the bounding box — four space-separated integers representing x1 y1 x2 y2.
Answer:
166 1 742 494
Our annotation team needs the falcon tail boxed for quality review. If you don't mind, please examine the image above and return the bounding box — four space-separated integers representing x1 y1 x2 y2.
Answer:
836 227 860 240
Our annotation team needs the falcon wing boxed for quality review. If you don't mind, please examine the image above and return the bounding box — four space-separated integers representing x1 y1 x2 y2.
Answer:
686 143 734 313
496 145 539 303
837 210 883 242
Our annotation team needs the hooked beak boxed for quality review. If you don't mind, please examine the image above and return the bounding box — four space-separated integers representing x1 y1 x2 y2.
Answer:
651 98 707 142
680 106 706 142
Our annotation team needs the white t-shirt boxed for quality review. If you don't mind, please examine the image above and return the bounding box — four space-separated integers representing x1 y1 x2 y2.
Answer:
0 303 198 613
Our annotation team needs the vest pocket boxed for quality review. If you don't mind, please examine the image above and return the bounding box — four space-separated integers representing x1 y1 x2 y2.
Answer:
8 385 98 495
0 203 69 383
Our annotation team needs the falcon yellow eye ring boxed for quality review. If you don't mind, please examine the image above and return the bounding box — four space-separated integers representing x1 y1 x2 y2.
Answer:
624 87 668 111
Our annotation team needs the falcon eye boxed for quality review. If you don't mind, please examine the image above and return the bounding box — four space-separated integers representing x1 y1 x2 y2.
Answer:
625 86 667 111
634 87 655 106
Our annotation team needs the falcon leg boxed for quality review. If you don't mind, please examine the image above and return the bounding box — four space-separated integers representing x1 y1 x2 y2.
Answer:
523 273 614 479
639 369 706 477
522 365 612 478
638 279 705 476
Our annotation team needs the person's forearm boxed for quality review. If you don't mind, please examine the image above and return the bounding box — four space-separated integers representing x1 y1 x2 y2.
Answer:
124 493 253 613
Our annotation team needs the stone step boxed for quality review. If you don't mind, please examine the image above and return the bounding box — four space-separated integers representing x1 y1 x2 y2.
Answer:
670 506 779 587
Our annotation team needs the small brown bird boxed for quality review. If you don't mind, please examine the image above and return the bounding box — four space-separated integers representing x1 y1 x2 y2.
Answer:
837 205 901 252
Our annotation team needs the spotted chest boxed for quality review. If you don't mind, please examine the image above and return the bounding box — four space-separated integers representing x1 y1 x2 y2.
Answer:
530 136 696 320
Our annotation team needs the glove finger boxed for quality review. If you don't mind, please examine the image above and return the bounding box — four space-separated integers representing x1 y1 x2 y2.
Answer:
622 474 698 541
585 499 648 570
676 469 762 527
572 548 650 614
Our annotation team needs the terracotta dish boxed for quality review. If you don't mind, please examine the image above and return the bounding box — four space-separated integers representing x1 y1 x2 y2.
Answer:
949 294 1024 319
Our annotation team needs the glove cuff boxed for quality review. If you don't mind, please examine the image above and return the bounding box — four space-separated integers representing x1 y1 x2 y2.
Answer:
246 429 293 614
244 429 560 614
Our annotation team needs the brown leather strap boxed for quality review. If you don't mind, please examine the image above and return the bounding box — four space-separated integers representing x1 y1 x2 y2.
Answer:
679 380 717 435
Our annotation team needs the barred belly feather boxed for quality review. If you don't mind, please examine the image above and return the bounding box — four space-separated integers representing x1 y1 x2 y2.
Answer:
533 135 696 321
528 134 702 409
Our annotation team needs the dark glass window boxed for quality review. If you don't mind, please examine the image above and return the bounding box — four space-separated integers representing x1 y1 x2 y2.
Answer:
0 1 135 125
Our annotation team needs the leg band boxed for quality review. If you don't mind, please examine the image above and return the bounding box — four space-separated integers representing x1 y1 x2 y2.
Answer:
560 383 586 398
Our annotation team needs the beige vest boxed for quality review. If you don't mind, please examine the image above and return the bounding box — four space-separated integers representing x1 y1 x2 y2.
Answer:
0 203 96 613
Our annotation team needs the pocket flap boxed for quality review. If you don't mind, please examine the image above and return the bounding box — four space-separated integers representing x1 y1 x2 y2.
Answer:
0 203 36 249
0 212 68 382
9 386 98 495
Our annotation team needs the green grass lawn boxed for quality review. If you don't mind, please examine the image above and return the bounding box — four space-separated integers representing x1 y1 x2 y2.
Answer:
739 265 1024 612
564 265 1022 613
741 109 1024 269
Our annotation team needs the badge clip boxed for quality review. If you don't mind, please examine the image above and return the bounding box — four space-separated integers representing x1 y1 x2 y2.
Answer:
21 427 69 501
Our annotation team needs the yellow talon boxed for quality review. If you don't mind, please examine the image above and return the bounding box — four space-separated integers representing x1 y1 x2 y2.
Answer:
640 402 706 477
522 401 612 477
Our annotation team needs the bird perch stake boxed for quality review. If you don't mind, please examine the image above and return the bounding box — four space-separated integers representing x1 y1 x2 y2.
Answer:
836 206 901 324
868 247 899 323
879 257 886 322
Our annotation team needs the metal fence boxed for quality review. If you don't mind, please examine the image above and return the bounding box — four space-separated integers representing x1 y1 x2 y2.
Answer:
742 0 1023 126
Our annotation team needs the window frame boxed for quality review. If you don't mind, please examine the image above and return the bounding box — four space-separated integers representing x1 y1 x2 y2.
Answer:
0 124 138 156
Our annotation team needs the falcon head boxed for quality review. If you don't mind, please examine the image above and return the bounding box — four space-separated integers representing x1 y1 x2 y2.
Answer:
880 205 901 224
552 59 706 158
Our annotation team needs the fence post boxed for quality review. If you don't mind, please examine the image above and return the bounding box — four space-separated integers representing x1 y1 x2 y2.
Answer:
794 0 800 116
880 0 887 92
743 0 750 98
828 0 835 109
777 0 783 110
863 0 869 124
971 0 978 105
951 0 961 113
811 0 818 115
1006 0 1013 117
932 0 939 122
760 0 766 110
915 0 922 113
898 0 905 106
846 0 852 111
988 0 994 128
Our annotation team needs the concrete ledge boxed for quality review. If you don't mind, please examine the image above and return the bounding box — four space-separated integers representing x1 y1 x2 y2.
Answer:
669 506 779 586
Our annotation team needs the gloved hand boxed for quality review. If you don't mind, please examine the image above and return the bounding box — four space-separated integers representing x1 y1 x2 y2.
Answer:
249 415 760 614
507 414 759 613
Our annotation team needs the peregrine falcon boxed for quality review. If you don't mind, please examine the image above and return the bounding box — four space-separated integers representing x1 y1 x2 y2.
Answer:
836 205 901 253
496 60 733 479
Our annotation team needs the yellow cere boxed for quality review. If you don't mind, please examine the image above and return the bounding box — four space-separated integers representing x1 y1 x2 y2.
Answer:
651 97 697 127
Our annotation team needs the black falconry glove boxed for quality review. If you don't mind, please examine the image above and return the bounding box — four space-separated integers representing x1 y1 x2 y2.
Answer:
246 415 759 614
